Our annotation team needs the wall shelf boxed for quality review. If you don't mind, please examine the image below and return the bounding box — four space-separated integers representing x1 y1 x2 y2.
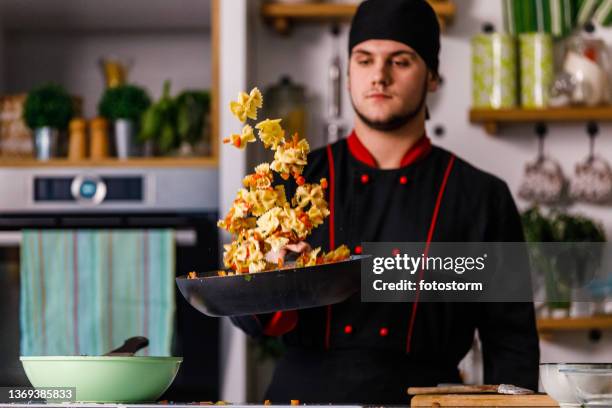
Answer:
470 106 612 135
261 1 456 35
0 156 218 168
537 316 612 333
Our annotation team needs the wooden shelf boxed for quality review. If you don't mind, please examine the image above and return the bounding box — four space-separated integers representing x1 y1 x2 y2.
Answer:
0 156 218 168
261 1 456 34
470 106 612 135
537 316 612 333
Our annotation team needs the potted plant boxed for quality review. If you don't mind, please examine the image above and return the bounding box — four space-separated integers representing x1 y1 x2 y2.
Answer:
522 207 606 315
98 84 151 159
23 84 74 160
139 80 176 156
176 90 211 156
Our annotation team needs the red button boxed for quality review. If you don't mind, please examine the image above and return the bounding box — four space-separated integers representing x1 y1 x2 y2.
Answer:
392 248 401 256
399 176 408 185
355 245 363 254
379 327 389 337
344 325 353 334
360 174 370 184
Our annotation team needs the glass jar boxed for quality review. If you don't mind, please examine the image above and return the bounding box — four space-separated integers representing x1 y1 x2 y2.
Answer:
263 76 307 140
552 33 612 106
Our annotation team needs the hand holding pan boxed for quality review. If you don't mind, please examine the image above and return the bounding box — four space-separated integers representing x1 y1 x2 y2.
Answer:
265 241 312 264
176 255 369 317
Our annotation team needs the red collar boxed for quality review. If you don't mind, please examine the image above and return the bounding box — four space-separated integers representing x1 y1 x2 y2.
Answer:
346 130 432 169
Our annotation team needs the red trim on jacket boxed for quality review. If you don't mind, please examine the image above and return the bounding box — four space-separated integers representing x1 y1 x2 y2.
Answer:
405 155 456 353
346 130 432 169
263 310 299 337
324 145 337 351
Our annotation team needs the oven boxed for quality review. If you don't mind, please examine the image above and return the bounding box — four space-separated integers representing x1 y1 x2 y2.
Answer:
0 166 220 402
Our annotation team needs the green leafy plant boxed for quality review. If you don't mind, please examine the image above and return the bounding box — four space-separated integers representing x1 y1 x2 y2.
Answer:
98 85 151 122
521 207 555 242
23 83 74 130
139 80 177 154
176 90 210 146
549 212 606 242
521 207 607 310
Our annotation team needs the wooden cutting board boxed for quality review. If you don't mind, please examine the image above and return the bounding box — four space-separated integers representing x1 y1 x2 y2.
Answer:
411 394 559 407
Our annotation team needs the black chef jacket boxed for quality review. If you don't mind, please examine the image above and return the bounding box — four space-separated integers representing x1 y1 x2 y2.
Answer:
232 131 540 404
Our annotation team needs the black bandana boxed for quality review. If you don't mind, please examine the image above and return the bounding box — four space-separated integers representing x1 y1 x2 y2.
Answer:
349 0 441 76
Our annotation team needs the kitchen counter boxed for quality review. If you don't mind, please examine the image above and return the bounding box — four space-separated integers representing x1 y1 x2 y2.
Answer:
0 405 366 408
410 394 558 407
0 398 561 408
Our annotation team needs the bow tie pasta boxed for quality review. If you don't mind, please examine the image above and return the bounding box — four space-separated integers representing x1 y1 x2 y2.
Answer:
216 87 350 275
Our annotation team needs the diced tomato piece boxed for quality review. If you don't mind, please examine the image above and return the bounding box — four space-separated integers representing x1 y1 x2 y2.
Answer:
585 47 597 62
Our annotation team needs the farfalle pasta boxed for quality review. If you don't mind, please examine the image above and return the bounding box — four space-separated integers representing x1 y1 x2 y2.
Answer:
217 87 350 275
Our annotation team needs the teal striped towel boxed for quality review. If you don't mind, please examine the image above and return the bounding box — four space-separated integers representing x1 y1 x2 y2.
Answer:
20 230 175 357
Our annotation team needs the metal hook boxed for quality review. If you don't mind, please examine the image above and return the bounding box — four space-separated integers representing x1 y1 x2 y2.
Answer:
330 23 340 37
535 123 547 163
587 121 599 163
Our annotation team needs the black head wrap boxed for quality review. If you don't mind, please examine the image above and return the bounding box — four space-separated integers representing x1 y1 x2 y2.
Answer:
349 0 441 77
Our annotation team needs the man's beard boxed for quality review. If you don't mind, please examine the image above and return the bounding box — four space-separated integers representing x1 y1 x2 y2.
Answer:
352 77 429 132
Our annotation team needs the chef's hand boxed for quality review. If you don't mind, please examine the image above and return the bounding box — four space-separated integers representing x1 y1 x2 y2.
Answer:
265 242 312 264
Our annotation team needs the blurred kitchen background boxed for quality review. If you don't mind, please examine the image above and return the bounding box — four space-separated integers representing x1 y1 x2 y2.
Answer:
1 0 612 403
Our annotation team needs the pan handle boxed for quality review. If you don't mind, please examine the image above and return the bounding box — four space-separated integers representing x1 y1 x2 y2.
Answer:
0 232 21 247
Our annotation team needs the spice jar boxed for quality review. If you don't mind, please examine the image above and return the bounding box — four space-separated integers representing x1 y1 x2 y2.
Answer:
68 118 87 161
89 117 109 160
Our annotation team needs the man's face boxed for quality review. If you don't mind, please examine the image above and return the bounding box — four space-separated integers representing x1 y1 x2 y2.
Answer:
348 39 438 131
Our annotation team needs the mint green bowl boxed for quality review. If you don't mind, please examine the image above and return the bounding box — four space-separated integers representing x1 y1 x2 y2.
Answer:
20 356 182 403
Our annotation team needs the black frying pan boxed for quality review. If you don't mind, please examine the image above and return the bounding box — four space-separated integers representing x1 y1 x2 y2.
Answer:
175 255 368 317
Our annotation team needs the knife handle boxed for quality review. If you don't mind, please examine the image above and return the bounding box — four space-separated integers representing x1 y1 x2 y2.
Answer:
408 385 499 395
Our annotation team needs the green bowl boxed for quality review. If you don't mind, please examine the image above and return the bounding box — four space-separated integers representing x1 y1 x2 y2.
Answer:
20 356 182 403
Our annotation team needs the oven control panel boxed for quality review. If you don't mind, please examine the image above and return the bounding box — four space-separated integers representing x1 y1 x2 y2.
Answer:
34 175 143 204
0 167 218 212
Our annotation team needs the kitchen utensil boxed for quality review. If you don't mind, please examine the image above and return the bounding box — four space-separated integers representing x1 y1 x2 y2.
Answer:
410 394 557 407
518 125 567 204
176 255 368 317
328 24 342 120
408 384 534 396
325 24 347 143
104 336 149 357
560 364 612 406
569 123 612 203
20 355 182 403
540 363 582 407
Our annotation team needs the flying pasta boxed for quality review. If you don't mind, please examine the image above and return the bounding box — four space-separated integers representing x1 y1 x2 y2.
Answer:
215 87 350 275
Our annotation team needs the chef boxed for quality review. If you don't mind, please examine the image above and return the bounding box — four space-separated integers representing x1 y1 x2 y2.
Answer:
232 0 540 403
